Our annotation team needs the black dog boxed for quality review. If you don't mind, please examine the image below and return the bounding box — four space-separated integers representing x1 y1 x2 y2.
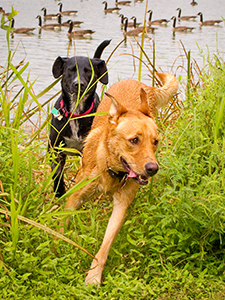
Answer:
49 40 111 197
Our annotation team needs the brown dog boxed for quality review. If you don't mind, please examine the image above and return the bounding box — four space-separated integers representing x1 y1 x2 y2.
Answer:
65 73 179 284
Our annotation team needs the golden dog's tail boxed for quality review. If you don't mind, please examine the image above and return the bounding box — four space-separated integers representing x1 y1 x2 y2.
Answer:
153 72 179 109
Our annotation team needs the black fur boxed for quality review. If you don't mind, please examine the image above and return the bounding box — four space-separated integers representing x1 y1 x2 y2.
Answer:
49 40 111 197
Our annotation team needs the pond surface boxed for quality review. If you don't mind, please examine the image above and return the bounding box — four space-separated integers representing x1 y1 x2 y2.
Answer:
0 0 224 104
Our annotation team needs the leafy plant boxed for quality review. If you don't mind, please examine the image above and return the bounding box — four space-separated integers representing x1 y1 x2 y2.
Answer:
0 15 95 278
0 7 225 299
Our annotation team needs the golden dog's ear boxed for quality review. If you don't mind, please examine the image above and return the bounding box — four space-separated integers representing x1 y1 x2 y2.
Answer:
139 88 151 117
105 92 127 122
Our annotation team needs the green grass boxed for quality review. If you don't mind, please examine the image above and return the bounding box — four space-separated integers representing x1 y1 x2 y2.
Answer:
0 12 225 300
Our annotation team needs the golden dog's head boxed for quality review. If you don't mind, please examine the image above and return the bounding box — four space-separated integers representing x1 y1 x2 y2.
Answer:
106 88 159 185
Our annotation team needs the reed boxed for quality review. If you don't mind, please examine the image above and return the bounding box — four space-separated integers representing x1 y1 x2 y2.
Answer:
0 17 94 259
186 50 191 102
137 0 148 81
0 9 225 299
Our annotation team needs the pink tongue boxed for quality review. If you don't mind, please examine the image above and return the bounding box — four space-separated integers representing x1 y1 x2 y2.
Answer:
126 169 137 180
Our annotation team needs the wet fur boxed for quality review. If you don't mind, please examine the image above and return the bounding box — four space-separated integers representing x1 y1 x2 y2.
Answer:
65 72 179 284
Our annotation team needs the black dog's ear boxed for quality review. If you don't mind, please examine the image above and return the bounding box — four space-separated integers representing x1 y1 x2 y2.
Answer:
52 56 68 78
92 59 108 85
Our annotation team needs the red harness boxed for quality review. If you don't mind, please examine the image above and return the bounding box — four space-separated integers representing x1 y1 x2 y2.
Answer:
59 98 97 119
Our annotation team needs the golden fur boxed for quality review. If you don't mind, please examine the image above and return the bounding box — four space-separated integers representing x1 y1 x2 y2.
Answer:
64 72 179 284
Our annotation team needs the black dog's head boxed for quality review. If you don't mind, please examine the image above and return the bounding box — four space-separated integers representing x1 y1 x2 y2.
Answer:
52 56 108 103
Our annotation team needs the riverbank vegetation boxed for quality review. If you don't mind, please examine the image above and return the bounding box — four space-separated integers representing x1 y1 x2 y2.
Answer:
0 16 225 300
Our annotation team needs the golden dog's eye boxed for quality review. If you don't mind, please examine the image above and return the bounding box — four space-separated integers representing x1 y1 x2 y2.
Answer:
129 137 139 145
154 139 159 146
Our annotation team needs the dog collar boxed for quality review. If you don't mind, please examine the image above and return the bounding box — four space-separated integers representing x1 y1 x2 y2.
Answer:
107 164 128 189
51 98 97 121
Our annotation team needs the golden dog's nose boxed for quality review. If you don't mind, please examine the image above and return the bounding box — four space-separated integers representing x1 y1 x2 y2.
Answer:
145 162 159 176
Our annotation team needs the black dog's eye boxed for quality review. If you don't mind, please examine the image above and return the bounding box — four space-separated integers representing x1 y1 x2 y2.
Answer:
154 139 159 146
68 65 76 72
84 67 92 75
129 137 139 145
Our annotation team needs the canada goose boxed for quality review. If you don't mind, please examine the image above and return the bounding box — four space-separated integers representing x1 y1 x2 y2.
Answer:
67 20 95 37
62 19 83 27
190 0 198 6
171 16 195 32
41 7 58 20
197 12 223 26
123 17 156 36
131 16 141 27
119 14 135 27
138 25 157 33
136 21 157 34
115 0 131 5
58 2 78 16
0 7 10 16
176 8 197 21
36 14 62 30
147 10 169 25
123 17 142 36
102 1 121 13
119 14 126 26
10 18 35 34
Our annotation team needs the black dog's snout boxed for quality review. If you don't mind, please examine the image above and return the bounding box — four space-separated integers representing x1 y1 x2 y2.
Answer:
73 78 85 90
145 162 159 176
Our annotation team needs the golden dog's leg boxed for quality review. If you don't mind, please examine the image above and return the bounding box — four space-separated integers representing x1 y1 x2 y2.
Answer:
65 176 96 210
65 191 84 210
62 179 96 231
85 187 137 285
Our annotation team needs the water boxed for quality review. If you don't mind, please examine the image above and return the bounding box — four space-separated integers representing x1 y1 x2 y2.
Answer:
0 0 224 105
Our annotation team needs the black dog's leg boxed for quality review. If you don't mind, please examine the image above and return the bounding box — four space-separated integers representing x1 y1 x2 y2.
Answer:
49 114 69 197
52 152 66 197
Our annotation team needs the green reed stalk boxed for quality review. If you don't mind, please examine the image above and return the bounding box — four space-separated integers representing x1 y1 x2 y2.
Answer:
187 50 191 104
138 0 148 81
214 95 225 141
0 207 95 259
0 9 99 268
152 39 155 87
10 129 19 193
10 187 20 256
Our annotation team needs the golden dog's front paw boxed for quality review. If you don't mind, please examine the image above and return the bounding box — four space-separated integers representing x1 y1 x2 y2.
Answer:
85 261 102 285
85 270 101 285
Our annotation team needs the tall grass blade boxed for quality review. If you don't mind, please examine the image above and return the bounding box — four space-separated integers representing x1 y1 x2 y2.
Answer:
0 208 95 259
9 62 45 114
187 50 191 103
10 129 19 193
138 0 148 81
10 187 20 256
214 96 225 140
58 175 100 201
26 114 52 145
152 39 155 87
